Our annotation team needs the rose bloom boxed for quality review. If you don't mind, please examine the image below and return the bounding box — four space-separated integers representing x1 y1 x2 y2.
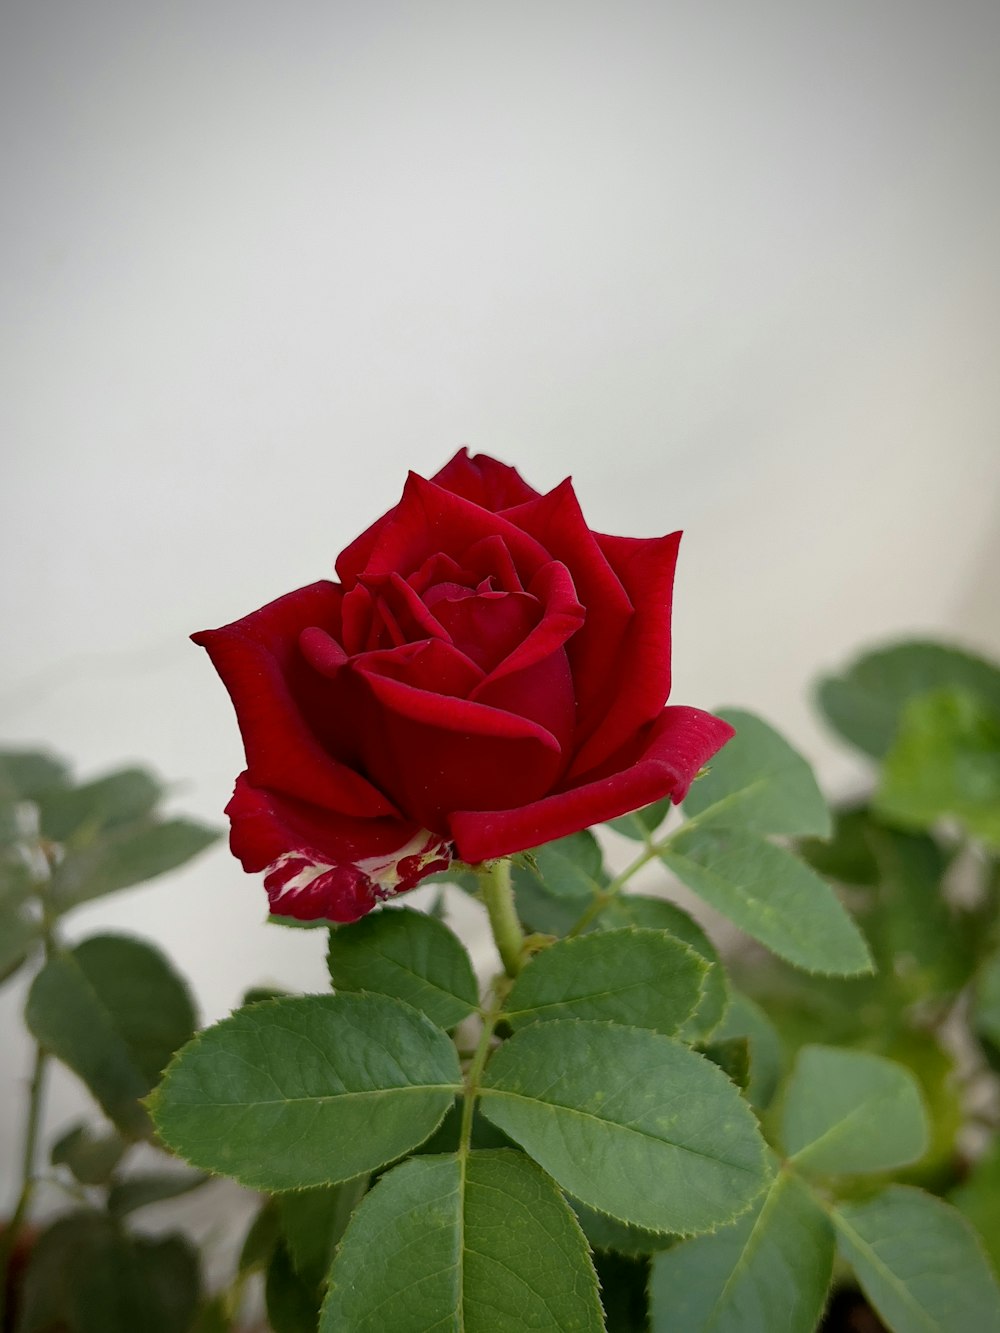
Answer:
194 451 733 922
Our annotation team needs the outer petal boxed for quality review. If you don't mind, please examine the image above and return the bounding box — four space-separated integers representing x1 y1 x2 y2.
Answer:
350 667 565 832
192 583 396 818
567 530 682 778
503 480 633 734
448 705 735 863
226 775 451 923
431 447 541 509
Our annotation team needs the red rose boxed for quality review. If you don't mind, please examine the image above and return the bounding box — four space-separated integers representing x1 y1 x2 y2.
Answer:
194 450 733 922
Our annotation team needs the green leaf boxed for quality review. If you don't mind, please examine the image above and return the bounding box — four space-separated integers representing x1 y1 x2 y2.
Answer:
26 952 152 1138
72 934 198 1085
38 767 162 843
876 687 1000 849
149 993 461 1190
107 1169 211 1218
327 906 478 1030
17 1211 200 1333
974 950 1000 1059
780 1045 929 1176
713 993 783 1110
266 1240 321 1333
662 828 872 975
601 895 728 1039
683 708 830 837
817 640 1000 760
698 1036 751 1090
0 748 71 801
798 803 881 886
649 1168 834 1333
51 1122 128 1185
593 1250 652 1331
518 829 607 899
865 825 973 1001
951 1140 1000 1278
571 1197 677 1257
50 818 219 911
277 1177 369 1286
239 1199 282 1275
480 1020 770 1234
504 927 707 1036
320 1150 604 1332
608 796 674 841
0 898 41 981
833 1186 1000 1332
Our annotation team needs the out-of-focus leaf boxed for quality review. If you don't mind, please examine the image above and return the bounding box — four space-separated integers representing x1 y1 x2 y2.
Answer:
38 768 162 843
50 818 219 911
713 992 783 1110
817 640 1000 760
107 1169 211 1218
0 749 71 801
17 1211 200 1333
51 1122 128 1185
951 1140 1000 1278
876 687 1000 849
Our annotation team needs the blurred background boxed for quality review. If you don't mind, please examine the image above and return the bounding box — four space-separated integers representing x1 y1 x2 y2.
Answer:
2 0 999 1221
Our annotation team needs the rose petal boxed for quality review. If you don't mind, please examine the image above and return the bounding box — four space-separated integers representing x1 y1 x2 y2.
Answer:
567 530 682 777
473 559 584 687
471 648 577 757
226 775 450 923
354 638 485 698
336 473 552 587
350 667 565 830
431 446 541 509
448 705 735 863
459 534 524 593
427 585 541 672
193 583 396 818
503 479 633 733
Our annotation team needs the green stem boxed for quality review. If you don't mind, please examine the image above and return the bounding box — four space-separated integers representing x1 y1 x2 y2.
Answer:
477 859 525 977
458 996 503 1158
0 1042 48 1324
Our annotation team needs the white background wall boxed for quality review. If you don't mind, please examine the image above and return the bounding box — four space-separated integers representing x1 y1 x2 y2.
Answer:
2 0 999 1220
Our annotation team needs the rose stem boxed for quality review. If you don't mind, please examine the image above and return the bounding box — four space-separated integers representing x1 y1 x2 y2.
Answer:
476 858 525 977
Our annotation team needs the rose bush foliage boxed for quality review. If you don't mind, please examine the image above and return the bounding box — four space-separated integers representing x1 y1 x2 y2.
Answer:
194 450 732 921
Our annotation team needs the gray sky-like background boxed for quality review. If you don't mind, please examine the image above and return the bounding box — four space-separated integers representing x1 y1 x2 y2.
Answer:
2 0 999 1216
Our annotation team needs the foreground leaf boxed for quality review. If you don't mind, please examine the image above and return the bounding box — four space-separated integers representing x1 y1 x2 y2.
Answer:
504 927 706 1035
320 1151 603 1332
150 994 461 1190
480 1021 770 1234
649 1168 833 1333
833 1186 1000 1332
327 906 478 1030
662 829 872 975
780 1045 929 1177
682 709 831 838
601 895 728 1039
